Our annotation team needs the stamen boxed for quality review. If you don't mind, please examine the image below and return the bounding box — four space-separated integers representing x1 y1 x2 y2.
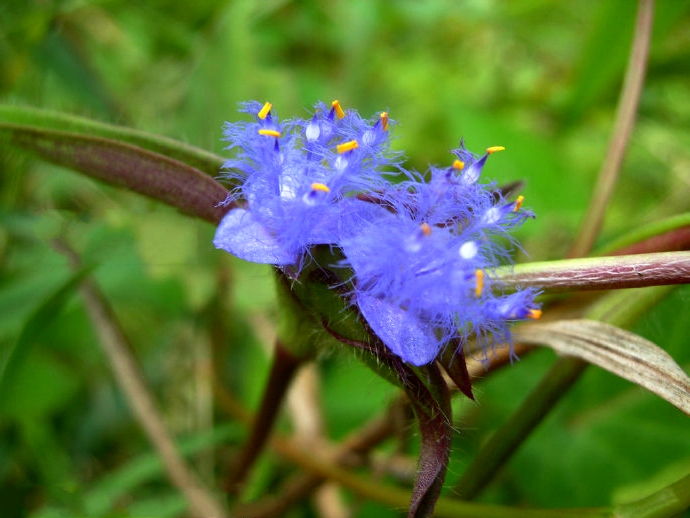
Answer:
337 140 359 154
474 269 484 297
310 182 330 193
487 146 505 154
258 129 281 137
420 222 432 236
331 100 345 119
528 309 542 319
513 195 525 211
452 160 465 170
258 102 272 120
380 112 389 131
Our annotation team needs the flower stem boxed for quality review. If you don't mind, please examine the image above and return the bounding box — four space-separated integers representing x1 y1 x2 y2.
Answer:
213 355 620 517
453 355 588 500
225 341 303 495
498 251 690 292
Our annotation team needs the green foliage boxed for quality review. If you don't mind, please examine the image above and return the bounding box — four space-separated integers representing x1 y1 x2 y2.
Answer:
1 1 689 517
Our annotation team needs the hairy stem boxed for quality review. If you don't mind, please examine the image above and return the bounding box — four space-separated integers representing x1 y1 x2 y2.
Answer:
498 251 690 292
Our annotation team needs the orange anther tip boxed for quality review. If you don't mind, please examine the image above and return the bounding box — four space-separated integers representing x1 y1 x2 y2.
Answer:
258 102 272 120
331 100 345 119
452 159 465 170
258 129 281 137
380 112 389 131
474 270 484 297
420 222 432 236
514 195 525 211
528 309 542 320
310 182 330 193
487 146 505 154
336 140 359 154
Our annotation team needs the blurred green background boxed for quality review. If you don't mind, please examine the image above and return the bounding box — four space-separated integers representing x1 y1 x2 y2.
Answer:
1 1 690 517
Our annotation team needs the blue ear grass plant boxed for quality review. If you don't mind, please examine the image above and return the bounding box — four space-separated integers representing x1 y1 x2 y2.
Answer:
2 2 690 516
214 101 542 368
211 99 542 514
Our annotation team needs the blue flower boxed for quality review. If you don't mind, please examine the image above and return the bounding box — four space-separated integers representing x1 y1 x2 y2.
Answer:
214 101 541 366
340 159 539 365
214 100 402 267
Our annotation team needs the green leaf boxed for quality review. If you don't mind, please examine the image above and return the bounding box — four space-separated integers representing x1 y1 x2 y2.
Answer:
0 106 229 223
0 105 225 175
2 353 81 420
559 0 636 127
596 213 690 256
516 319 690 415
0 267 91 415
80 425 239 517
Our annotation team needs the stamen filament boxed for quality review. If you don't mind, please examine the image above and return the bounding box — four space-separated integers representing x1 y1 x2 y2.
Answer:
487 146 505 154
258 102 272 120
332 100 345 119
474 269 484 297
337 140 359 154
258 129 281 137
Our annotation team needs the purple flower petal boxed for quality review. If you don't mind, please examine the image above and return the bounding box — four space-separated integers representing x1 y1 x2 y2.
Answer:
357 294 442 366
213 208 297 265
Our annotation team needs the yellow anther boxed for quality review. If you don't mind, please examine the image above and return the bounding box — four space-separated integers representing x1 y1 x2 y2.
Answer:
452 159 465 170
332 100 345 119
487 146 505 154
310 182 330 193
528 309 542 320
258 102 272 120
380 112 389 131
337 140 359 154
420 222 432 236
514 195 524 211
258 129 281 137
474 269 484 297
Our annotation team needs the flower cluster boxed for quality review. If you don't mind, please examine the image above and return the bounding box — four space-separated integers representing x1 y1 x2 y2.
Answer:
214 101 541 366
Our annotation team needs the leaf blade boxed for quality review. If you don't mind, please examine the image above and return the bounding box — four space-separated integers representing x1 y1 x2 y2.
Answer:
0 105 225 175
516 319 690 415
9 126 229 223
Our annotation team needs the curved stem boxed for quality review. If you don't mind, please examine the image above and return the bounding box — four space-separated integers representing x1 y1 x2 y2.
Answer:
213 372 612 517
568 0 655 258
453 356 588 500
233 404 396 518
225 341 303 495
